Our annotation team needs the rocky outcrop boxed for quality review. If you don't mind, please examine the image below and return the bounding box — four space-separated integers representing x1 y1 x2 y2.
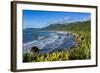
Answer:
31 46 39 53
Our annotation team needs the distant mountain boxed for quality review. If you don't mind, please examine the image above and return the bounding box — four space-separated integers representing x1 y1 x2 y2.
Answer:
24 20 90 32
23 28 41 30
41 24 68 31
41 21 90 31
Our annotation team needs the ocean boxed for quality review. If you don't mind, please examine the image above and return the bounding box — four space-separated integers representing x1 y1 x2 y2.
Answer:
23 28 77 54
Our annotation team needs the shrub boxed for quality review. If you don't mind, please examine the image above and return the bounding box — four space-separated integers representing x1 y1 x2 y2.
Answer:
23 53 33 62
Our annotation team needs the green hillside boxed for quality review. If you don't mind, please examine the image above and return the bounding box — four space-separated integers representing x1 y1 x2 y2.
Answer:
42 21 90 32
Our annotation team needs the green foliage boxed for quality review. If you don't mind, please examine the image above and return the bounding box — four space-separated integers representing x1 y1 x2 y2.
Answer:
23 53 33 62
65 21 91 32
68 32 91 60
23 51 69 62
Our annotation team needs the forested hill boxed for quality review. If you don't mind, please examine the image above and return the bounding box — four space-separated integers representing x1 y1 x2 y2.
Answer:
42 21 91 31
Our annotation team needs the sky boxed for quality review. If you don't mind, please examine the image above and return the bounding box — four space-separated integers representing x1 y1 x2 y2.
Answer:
23 10 91 28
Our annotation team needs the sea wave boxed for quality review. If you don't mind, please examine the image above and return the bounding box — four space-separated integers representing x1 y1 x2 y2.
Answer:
23 32 59 52
23 31 76 54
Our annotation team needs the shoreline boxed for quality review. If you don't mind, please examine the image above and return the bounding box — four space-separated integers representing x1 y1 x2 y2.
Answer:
23 30 77 54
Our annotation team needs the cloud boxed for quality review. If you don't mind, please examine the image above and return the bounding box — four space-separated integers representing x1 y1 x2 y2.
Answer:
48 14 91 25
80 15 91 22
53 16 73 24
63 16 71 20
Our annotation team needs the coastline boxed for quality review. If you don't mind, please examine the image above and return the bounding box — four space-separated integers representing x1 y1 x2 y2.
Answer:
23 30 77 54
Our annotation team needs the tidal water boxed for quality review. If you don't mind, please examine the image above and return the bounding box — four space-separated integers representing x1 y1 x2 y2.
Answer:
23 29 77 54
